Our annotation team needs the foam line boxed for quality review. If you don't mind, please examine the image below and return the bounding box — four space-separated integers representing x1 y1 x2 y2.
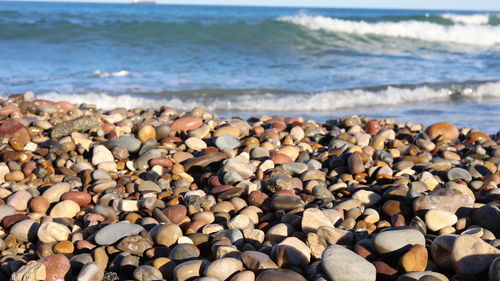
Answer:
440 13 491 25
30 82 500 112
279 15 500 46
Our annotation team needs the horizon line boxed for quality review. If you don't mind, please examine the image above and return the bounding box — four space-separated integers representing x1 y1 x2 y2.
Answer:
5 0 500 12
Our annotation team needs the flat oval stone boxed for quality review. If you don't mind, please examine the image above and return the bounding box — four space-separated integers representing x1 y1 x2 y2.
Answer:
49 200 80 218
135 149 162 170
3 213 29 229
270 195 305 211
174 260 206 281
30 196 50 213
53 240 74 254
170 117 203 132
94 222 145 245
271 153 293 164
168 243 200 262
184 152 227 171
7 190 32 211
162 205 187 224
372 228 425 255
322 244 376 281
10 219 39 242
38 221 71 243
398 244 428 273
227 214 252 230
352 189 382 206
447 168 472 182
215 134 241 150
0 204 16 221
348 152 365 174
204 257 243 281
281 162 308 175
42 182 71 204
138 181 162 193
425 210 457 232
61 191 91 207
214 126 240 138
467 131 491 144
138 125 156 143
425 122 459 142
102 136 142 153
185 137 207 151
190 124 210 138
93 180 117 193
92 169 111 180
150 223 182 247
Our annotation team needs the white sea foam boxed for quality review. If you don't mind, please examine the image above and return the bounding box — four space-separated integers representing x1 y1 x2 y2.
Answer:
32 82 500 112
278 15 500 46
94 70 131 78
440 13 491 25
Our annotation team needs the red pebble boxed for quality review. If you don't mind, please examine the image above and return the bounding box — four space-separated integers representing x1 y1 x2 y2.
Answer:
61 191 92 207
162 205 187 224
365 120 381 136
39 254 71 281
76 240 96 252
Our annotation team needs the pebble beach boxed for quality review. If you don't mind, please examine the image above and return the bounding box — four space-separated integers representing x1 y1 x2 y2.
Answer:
0 92 498 281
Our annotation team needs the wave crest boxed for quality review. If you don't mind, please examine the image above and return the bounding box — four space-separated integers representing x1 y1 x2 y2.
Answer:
279 15 500 46
440 13 493 25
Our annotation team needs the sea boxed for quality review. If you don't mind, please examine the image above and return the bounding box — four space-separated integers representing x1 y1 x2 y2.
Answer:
1 1 500 132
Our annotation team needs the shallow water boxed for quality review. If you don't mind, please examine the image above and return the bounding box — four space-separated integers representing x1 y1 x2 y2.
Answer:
1 1 499 131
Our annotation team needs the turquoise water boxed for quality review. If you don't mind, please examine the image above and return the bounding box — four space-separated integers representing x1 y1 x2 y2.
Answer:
1 1 500 131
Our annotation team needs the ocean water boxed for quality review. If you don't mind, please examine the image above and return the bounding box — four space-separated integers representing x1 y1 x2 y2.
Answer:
1 2 500 131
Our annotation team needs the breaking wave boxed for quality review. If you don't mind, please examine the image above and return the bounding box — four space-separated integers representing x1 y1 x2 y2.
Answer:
439 13 493 25
30 82 500 112
279 15 500 46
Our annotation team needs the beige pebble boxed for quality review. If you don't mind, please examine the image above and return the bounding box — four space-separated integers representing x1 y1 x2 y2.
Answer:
49 200 80 218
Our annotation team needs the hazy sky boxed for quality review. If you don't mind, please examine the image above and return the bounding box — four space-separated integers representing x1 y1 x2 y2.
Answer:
19 0 500 10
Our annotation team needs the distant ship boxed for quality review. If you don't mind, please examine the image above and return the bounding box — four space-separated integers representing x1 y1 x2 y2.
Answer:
131 0 156 4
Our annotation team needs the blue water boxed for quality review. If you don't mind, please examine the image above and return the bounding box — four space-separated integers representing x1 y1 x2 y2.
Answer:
1 1 500 131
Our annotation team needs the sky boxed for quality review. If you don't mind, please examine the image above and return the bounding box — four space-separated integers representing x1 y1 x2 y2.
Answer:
15 0 500 11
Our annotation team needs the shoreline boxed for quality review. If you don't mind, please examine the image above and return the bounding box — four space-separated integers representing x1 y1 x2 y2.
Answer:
1 93 499 281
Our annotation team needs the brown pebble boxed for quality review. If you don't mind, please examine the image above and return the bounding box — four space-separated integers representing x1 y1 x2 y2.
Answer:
170 117 203 132
162 205 187 224
60 191 92 207
425 122 459 142
30 196 50 213
53 240 74 254
399 244 428 272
